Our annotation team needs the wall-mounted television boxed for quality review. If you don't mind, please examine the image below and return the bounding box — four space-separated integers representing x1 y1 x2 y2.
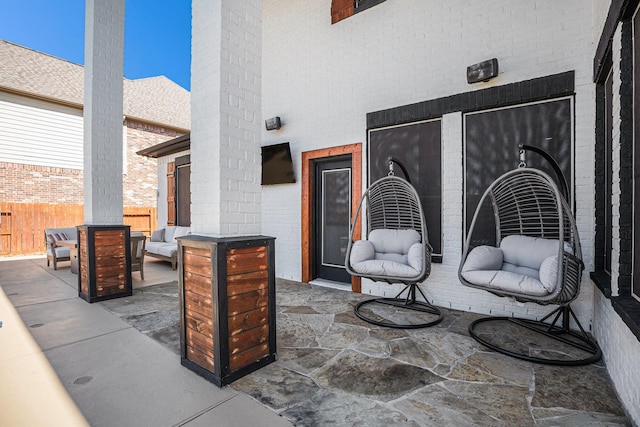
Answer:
261 142 296 185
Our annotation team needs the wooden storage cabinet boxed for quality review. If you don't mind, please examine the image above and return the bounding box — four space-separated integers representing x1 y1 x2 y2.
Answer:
78 225 132 303
178 235 276 387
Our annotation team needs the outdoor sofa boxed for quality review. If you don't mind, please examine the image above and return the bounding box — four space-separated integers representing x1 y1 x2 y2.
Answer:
145 225 190 269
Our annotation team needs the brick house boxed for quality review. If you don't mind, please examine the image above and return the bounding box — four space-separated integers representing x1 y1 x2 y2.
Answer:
0 40 190 255
75 1 640 422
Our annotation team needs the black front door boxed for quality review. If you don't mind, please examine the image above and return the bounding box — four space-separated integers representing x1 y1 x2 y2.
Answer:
312 156 352 283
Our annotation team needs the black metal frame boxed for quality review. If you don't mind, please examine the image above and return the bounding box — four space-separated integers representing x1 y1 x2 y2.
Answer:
354 282 443 329
469 306 601 366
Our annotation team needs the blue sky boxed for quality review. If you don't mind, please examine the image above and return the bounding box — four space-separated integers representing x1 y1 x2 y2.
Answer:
0 0 192 90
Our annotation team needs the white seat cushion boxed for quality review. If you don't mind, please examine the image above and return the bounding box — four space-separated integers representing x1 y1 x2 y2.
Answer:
350 259 421 278
460 235 568 295
54 247 70 258
460 269 550 296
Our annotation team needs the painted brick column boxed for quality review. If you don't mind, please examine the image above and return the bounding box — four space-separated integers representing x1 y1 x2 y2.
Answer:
191 0 262 237
83 0 125 224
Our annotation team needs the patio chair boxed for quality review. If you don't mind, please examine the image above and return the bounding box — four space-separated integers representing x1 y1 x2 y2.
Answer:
458 146 601 365
345 157 443 329
131 234 146 280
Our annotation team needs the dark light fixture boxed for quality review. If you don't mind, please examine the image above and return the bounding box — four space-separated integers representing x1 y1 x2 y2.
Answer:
265 116 281 131
467 58 499 84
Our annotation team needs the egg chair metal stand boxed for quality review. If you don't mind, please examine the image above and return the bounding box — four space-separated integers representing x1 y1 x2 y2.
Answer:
346 157 442 329
458 146 601 365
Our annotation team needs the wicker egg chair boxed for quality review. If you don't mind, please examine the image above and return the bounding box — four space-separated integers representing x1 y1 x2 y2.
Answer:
345 158 442 329
458 149 601 365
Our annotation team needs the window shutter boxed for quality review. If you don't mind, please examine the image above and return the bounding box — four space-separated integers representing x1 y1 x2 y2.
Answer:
331 0 353 24
167 161 176 226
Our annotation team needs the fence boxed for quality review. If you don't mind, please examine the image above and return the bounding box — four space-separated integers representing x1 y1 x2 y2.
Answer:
0 202 157 256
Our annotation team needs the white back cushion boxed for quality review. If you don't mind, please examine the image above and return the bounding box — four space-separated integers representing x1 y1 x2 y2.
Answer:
174 226 190 242
500 235 562 270
368 229 421 255
164 226 177 242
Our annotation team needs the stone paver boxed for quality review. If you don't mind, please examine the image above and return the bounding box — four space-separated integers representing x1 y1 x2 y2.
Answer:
6 258 628 427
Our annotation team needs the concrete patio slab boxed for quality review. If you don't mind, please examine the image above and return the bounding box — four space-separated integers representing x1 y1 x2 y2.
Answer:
2 278 77 307
44 327 244 427
15 297 130 351
183 393 293 427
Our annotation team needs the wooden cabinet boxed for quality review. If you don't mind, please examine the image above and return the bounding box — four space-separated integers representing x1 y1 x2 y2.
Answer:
77 225 132 303
177 235 276 386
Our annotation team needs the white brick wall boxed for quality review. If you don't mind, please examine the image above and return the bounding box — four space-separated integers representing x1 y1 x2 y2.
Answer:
83 0 125 224
191 0 262 237
594 291 640 423
262 0 596 324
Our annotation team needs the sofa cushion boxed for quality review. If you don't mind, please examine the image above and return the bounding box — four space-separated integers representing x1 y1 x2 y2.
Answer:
146 242 178 258
150 228 165 242
54 247 70 258
45 227 77 244
163 226 177 243
173 226 190 242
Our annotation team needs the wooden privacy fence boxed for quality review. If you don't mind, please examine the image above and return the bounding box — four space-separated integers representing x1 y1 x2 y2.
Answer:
0 202 157 256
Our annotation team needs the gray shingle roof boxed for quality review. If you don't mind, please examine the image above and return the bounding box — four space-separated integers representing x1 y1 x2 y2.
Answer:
0 40 190 131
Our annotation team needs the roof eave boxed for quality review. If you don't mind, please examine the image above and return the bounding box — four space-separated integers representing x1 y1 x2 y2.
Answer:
136 133 191 158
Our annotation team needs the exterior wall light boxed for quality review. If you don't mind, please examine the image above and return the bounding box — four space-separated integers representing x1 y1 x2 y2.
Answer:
467 58 499 84
265 116 281 131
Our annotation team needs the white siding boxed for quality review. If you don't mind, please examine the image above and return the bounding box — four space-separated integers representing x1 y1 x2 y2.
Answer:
0 91 83 170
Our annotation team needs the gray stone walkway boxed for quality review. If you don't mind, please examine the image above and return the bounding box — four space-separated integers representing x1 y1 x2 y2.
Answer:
99 278 631 426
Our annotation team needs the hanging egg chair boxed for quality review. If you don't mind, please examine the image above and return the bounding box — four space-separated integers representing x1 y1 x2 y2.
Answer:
345 157 442 329
458 145 601 365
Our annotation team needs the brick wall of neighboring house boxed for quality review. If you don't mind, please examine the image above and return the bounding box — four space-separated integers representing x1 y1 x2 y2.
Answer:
0 162 84 204
124 119 183 207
